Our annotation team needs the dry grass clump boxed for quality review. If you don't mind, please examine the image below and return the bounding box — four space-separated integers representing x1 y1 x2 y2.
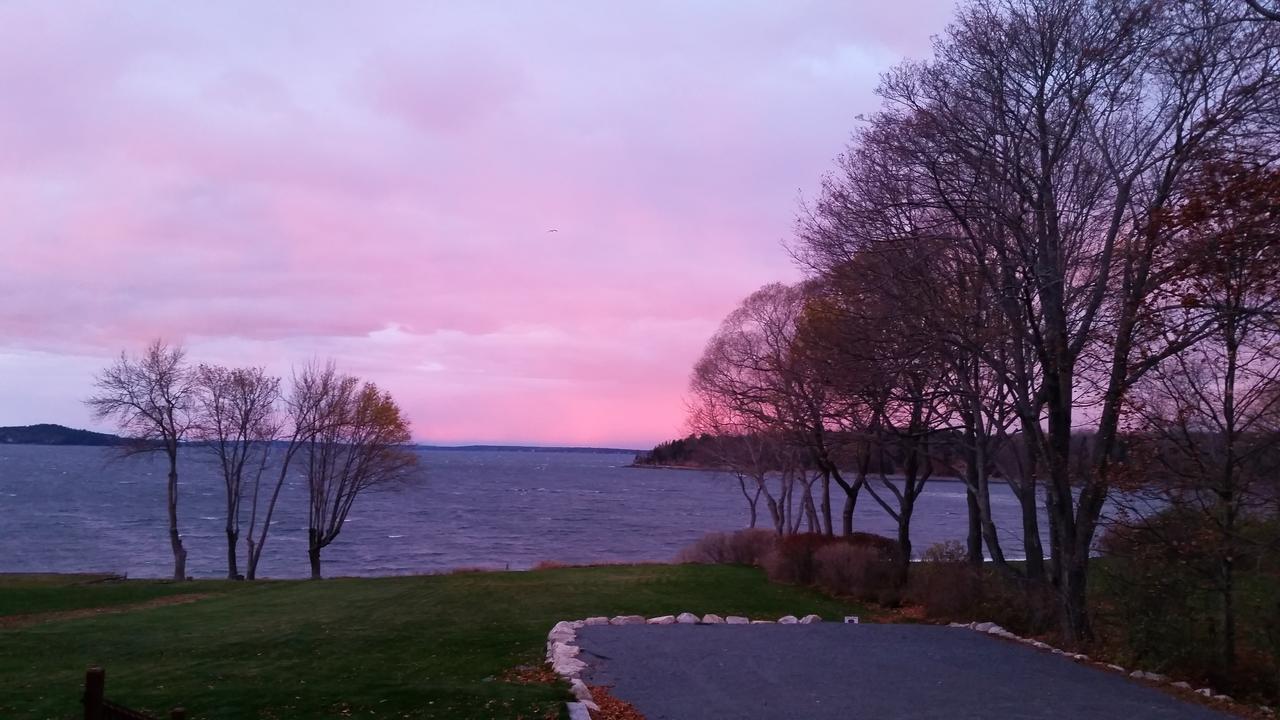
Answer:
676 529 777 566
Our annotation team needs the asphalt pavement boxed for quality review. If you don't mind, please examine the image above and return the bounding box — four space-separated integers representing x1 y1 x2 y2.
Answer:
577 623 1232 719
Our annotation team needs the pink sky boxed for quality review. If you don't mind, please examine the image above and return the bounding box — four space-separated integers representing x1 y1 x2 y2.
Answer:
0 2 954 448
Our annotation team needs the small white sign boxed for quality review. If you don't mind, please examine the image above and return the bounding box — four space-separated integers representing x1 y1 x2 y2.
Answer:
844 615 860 624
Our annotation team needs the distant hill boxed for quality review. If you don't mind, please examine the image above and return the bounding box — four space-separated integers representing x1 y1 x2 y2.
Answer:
0 424 124 446
418 444 640 454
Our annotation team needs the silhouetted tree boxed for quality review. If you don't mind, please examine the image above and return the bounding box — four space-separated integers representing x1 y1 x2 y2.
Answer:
300 365 417 579
87 340 195 581
192 364 280 579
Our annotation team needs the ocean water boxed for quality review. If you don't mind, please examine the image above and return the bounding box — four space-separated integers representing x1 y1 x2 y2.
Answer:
0 445 1050 579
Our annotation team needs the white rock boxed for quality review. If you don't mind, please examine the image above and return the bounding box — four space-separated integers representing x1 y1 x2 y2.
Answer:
1196 688 1213 697
983 624 1007 635
974 622 997 632
751 620 775 624
553 657 587 678
570 679 594 703
778 615 799 624
550 642 580 660
611 615 646 625
991 629 1018 639
726 615 750 625
1029 641 1052 650
1051 648 1066 655
1130 671 1169 683
548 621 576 643
647 615 676 625
569 620 586 630
547 630 575 645
584 616 609 626
702 614 726 624
799 614 822 624
1257 706 1273 717
947 622 968 628
566 702 593 720
1106 664 1125 673
1171 681 1192 690
1212 695 1233 703
1071 654 1089 662
676 612 701 624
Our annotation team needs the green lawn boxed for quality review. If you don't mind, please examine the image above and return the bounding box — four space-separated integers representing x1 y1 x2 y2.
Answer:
0 565 863 720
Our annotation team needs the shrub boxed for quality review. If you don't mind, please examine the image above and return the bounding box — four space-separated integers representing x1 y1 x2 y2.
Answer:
921 540 969 564
762 533 837 585
676 529 777 566
813 543 901 605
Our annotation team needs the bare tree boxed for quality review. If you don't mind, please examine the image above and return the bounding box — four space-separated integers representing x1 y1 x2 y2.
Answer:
87 340 195 581
1113 160 1280 679
192 364 280 579
301 366 417 579
860 0 1279 641
1245 0 1280 21
242 362 333 580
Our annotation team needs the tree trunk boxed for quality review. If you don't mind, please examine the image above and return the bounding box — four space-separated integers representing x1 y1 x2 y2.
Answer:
820 471 833 537
966 481 984 565
1020 483 1045 580
246 538 259 581
166 459 187 581
308 537 322 580
226 528 239 580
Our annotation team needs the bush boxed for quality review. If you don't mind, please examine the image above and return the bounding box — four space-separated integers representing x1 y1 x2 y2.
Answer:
921 540 969 564
761 533 840 585
676 529 777 566
813 543 902 605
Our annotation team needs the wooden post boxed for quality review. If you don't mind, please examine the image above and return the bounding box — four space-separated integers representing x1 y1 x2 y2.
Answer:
84 667 105 720
170 708 186 720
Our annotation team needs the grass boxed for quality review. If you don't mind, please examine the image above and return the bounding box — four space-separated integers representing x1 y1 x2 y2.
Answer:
0 574 215 617
0 564 864 720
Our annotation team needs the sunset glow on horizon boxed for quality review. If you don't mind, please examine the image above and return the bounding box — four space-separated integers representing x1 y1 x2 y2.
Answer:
0 2 955 447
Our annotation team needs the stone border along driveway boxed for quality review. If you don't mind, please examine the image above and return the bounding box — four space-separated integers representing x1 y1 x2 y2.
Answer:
545 615 1276 719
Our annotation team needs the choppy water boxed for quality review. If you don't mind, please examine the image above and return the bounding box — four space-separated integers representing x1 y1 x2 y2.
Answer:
0 445 1050 578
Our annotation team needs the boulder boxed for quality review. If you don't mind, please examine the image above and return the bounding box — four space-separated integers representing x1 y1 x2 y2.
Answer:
569 620 586 630
778 615 799 624
647 615 676 625
726 616 750 625
566 702 593 720
1105 664 1125 673
799 614 822 624
611 615 646 625
570 678 594 703
553 657 588 678
548 621 576 641
702 614 726 624
1212 695 1233 703
1071 654 1089 662
676 612 701 624
947 622 968 628
1196 688 1214 697
974 622 997 633
584 616 610 626
1171 682 1192 690
983 624 1007 635
549 642 580 660
751 620 775 624
1130 671 1169 683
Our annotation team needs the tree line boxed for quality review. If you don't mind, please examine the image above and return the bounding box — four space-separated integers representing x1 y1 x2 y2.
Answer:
86 340 419 581
688 0 1280 657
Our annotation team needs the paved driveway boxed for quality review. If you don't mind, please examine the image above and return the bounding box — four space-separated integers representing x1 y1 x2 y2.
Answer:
577 624 1230 719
